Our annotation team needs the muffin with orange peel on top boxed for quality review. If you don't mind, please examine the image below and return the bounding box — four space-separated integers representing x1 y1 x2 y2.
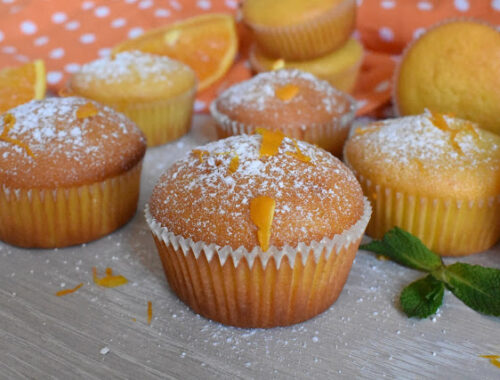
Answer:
210 69 356 157
146 131 371 327
344 111 500 256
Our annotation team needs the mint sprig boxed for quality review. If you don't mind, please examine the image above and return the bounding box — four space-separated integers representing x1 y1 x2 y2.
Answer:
360 227 500 319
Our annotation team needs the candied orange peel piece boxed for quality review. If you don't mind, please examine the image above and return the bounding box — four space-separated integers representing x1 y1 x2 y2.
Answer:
256 128 285 157
275 83 299 101
76 102 98 119
192 149 209 163
92 267 128 288
250 196 276 252
229 154 239 173
481 355 500 369
0 113 36 158
429 111 464 155
272 59 285 71
55 283 84 297
286 139 312 164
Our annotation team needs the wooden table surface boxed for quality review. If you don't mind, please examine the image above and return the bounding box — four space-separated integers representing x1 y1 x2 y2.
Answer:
1 116 499 380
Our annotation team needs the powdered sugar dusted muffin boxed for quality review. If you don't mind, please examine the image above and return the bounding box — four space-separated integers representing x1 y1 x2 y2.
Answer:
210 69 356 156
69 51 196 147
0 97 146 248
344 111 500 256
146 131 371 327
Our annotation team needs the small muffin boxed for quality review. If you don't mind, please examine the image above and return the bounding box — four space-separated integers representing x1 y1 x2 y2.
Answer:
69 51 196 147
394 20 500 135
344 111 500 256
210 69 356 157
249 38 364 94
146 132 371 327
242 0 356 60
0 97 146 248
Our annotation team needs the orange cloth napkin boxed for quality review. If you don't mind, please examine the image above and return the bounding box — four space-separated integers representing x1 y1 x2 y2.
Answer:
0 0 498 115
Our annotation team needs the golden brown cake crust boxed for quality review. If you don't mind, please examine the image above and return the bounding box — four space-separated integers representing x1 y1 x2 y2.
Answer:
150 134 364 250
214 69 352 129
0 97 146 188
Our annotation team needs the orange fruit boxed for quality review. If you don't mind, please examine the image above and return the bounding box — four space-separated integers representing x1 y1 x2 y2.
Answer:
113 13 237 91
0 59 46 114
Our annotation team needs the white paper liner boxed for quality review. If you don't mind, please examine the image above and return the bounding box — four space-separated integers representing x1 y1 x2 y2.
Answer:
145 197 371 269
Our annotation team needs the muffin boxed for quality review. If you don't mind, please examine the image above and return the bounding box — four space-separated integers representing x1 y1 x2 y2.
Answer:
344 111 500 256
242 0 356 60
394 20 500 135
249 38 364 94
146 132 371 327
69 51 196 147
0 97 146 248
210 69 356 157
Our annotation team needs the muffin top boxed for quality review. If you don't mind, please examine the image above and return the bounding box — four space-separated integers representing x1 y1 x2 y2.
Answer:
149 132 364 251
344 112 500 199
213 69 354 129
242 0 345 27
70 51 196 103
0 97 146 188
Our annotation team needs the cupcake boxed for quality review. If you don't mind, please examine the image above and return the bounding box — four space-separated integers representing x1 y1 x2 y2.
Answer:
343 111 500 256
249 38 364 94
242 0 356 60
146 132 371 327
210 69 356 157
0 97 146 248
69 51 196 147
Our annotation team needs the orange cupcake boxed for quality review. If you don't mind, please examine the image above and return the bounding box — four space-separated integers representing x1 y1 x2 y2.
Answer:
242 0 356 60
210 69 356 156
146 133 371 327
0 97 146 248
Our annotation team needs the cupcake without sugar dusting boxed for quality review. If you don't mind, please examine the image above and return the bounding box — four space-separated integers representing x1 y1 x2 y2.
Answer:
210 69 356 157
146 131 371 327
69 51 196 147
344 111 500 256
0 97 146 248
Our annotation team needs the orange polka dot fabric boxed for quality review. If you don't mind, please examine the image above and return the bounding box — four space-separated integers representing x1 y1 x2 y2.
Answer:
0 0 499 116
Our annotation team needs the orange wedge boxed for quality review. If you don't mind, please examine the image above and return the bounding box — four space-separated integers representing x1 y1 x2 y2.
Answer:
113 13 237 91
0 60 46 114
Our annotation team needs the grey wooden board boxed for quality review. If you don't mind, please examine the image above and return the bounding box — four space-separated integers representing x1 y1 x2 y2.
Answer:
1 115 499 380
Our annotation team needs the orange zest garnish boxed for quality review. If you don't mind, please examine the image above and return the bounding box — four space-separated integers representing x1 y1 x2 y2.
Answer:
275 84 299 101
256 128 285 157
272 59 285 71
76 102 98 119
55 283 84 296
354 124 383 136
92 267 128 288
250 196 276 252
192 149 209 163
0 113 35 158
229 154 239 173
429 111 470 155
147 301 153 325
286 139 312 164
481 355 500 369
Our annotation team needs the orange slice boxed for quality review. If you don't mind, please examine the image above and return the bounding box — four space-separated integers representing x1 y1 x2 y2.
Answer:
0 59 46 114
113 14 237 91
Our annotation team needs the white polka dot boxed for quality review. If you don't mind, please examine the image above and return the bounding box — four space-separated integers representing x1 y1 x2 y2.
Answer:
16 54 29 62
98 48 111 57
356 0 363 6
417 1 433 10
20 20 37 35
194 100 206 112
170 0 182 10
94 6 110 17
81 1 94 10
454 0 469 11
154 8 171 17
375 80 390 93
80 33 96 44
492 0 500 10
65 63 81 73
413 28 426 40
138 0 153 9
65 20 80 30
0 30 4 43
111 18 127 28
47 71 63 85
49 47 65 59
2 46 16 54
197 0 211 9
125 0 137 3
128 27 144 38
379 27 394 42
2 0 14 3
51 12 67 24
380 0 395 9
225 0 238 8
357 99 367 109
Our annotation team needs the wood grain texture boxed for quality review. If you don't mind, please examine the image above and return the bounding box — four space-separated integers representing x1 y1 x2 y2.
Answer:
1 116 499 379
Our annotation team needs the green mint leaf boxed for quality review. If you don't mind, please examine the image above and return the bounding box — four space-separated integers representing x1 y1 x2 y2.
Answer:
360 227 443 272
442 263 500 316
400 275 444 318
